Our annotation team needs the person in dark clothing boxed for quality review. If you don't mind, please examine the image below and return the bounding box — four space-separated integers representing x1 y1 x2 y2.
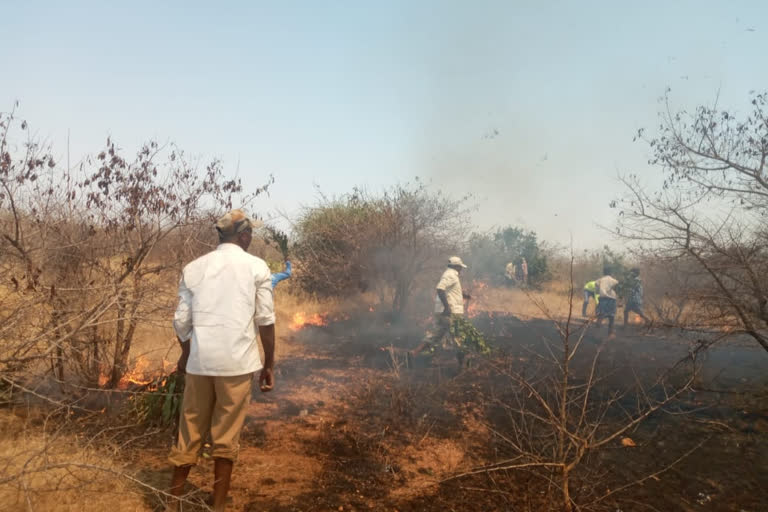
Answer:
595 269 619 339
624 268 650 326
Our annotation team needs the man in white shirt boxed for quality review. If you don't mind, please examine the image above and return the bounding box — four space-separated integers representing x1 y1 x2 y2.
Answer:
167 209 276 512
411 256 471 368
505 262 516 283
594 269 619 339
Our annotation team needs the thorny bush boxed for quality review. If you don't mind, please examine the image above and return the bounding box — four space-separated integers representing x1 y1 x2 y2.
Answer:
0 104 272 397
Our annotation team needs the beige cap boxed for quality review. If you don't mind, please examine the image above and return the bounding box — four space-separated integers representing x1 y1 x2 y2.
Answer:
215 209 263 236
448 256 467 268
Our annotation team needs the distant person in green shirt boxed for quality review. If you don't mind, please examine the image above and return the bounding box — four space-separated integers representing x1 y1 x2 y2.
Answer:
582 280 599 317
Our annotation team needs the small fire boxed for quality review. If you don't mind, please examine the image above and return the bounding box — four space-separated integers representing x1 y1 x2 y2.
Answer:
162 358 174 373
467 280 487 318
290 312 327 331
369 306 375 312
97 355 160 389
119 356 154 389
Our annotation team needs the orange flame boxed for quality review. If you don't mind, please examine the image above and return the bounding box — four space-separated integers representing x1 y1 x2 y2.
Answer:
289 312 327 331
467 280 487 318
97 356 157 389
118 356 154 389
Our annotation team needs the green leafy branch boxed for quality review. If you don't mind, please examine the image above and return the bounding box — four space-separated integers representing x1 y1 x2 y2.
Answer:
451 316 491 355
265 226 290 259
129 372 185 428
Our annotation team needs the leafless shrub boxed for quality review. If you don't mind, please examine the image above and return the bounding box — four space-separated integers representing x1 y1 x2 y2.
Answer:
614 91 768 352
0 105 271 396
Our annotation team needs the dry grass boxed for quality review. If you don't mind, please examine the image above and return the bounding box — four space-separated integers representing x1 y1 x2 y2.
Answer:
469 282 575 320
0 411 148 512
1 276 762 511
469 280 724 330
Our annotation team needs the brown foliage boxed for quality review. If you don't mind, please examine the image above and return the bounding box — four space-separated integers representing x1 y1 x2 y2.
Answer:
0 105 271 392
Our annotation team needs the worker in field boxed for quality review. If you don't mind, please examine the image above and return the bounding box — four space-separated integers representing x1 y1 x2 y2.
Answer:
594 268 619 339
168 209 276 512
411 256 471 369
624 267 650 327
582 279 599 317
505 261 516 284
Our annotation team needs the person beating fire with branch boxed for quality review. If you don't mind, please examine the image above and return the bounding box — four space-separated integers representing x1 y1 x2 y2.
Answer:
168 209 276 512
411 256 472 369
623 267 650 327
582 279 599 317
594 267 619 339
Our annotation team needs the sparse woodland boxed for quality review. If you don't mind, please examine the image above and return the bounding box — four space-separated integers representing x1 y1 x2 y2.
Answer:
0 96 766 511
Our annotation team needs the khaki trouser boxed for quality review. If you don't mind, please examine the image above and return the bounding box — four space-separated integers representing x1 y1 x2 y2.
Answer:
168 373 253 466
425 314 461 351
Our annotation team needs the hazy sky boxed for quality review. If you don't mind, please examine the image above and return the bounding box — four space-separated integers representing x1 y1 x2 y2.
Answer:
2 1 767 248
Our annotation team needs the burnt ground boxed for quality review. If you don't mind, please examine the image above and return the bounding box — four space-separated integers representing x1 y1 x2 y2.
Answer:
127 312 768 512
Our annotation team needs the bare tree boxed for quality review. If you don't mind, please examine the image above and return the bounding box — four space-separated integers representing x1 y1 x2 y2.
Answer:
614 91 768 352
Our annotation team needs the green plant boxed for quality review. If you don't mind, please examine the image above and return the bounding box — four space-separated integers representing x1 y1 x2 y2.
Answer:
265 226 290 260
292 182 472 317
129 372 185 428
451 316 491 355
468 226 550 286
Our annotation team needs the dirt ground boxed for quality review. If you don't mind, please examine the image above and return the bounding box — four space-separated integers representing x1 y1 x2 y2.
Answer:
118 307 768 512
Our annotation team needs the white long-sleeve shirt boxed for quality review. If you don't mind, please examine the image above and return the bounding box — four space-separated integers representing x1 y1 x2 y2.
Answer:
173 243 275 376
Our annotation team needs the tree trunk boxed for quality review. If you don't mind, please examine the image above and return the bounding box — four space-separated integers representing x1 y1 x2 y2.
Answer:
90 325 100 387
561 469 573 512
108 288 141 388
49 308 66 387
55 345 64 382
108 292 127 388
391 277 412 322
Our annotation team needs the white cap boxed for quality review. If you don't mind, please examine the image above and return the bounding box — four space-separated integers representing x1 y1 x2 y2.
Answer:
448 256 467 268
